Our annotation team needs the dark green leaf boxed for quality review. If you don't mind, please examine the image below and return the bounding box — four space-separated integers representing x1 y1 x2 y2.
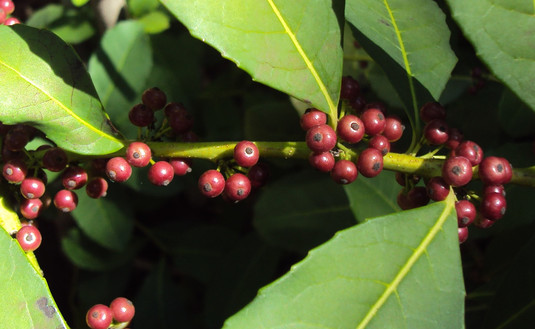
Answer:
225 195 465 329
498 88 535 138
0 25 123 155
161 0 343 124
244 100 302 141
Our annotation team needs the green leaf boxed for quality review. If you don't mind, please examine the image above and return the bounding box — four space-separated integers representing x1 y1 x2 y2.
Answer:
127 0 160 17
161 0 343 124
0 25 123 155
225 195 464 329
88 20 153 138
446 0 535 112
137 11 171 34
0 226 70 328
72 0 90 7
254 171 356 253
498 88 535 138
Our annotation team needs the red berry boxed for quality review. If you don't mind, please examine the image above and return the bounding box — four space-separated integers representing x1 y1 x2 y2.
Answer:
458 227 469 244
480 193 506 221
126 142 152 168
455 200 476 227
247 163 269 189
383 116 404 142
309 151 335 172
478 156 512 185
20 198 43 220
442 156 472 187
424 119 449 145
474 216 495 229
86 304 113 329
53 189 78 212
364 102 388 115
42 147 68 172
234 141 259 167
407 186 430 208
368 135 390 156
2 159 27 183
128 104 154 127
330 160 357 184
198 170 225 198
148 161 174 186
110 297 135 323
141 87 167 111
340 76 360 100
455 141 483 166
224 173 251 202
166 104 194 134
420 102 446 123
337 114 365 143
0 0 14 15
305 124 337 153
445 128 463 149
397 189 412 210
20 177 46 199
4 125 30 151
360 108 386 136
4 17 20 26
483 184 505 197
168 158 192 176
106 157 132 183
300 108 327 131
426 176 450 201
16 225 42 252
61 166 88 190
86 177 108 199
357 148 384 178
349 94 366 112
395 173 420 187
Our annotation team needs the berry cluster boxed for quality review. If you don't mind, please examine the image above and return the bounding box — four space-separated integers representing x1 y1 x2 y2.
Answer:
86 297 135 329
0 0 20 26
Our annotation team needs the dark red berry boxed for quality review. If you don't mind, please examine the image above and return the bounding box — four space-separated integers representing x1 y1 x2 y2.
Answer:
141 87 167 111
61 166 88 190
4 125 30 151
474 216 495 229
86 304 113 329
426 176 450 201
234 141 259 167
424 119 449 145
300 108 327 131
198 169 225 198
383 116 404 142
349 94 366 112
126 142 152 168
397 190 413 210
458 227 469 244
167 104 194 134
20 177 45 199
148 161 174 186
360 108 386 136
16 225 42 252
128 104 154 127
420 102 446 123
455 141 483 166
42 147 68 172
480 193 506 221
337 114 365 143
168 158 192 176
407 186 430 208
442 156 472 187
368 135 390 156
364 102 388 115
478 156 512 185
247 163 269 189
105 157 132 183
395 173 420 187
20 198 43 220
330 160 357 184
305 124 337 153
109 297 135 323
483 184 505 197
357 148 384 178
54 189 78 212
445 128 463 149
309 151 335 172
455 200 476 227
86 177 108 199
340 76 360 100
224 173 251 202
2 159 27 183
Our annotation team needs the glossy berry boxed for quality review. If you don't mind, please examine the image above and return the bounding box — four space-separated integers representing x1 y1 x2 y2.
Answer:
300 108 327 131
337 114 365 143
42 147 68 172
148 161 174 186
106 157 132 183
483 184 505 197
4 126 30 151
198 169 225 198
126 142 152 168
110 297 135 323
340 76 360 100
61 166 88 190
357 148 384 178
86 177 108 199
368 135 390 156
224 173 252 202
424 119 449 145
420 102 446 123
397 190 412 210
16 225 42 252
142 87 167 111
478 156 512 185
309 151 335 172
480 193 506 221
383 116 404 142
20 198 43 220
3 159 27 183
330 160 358 184
20 177 46 199
445 128 463 150
0 0 14 15
458 227 469 244
86 304 113 329
234 141 259 167
166 104 194 134
426 176 450 201
455 141 483 166
54 189 78 212
456 200 476 227
128 104 154 127
4 17 20 25
169 158 192 176
474 216 495 229
360 108 386 136
442 156 472 187
247 163 269 189
305 124 337 153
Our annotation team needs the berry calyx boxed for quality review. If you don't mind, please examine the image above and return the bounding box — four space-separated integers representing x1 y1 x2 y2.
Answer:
300 108 327 131
224 173 252 202
442 156 472 187
126 142 152 168
360 108 386 136
20 198 43 220
330 160 358 184
147 161 174 186
105 157 132 183
86 177 108 199
234 141 259 167
337 114 365 144
309 151 335 172
198 170 225 198
16 225 42 252
61 166 88 190
305 124 337 153
20 177 46 199
357 148 384 178
455 200 476 227
141 87 167 111
53 189 78 212
109 297 135 323
478 156 513 185
86 304 113 329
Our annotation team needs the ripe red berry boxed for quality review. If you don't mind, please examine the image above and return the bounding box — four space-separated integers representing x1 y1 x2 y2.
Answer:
20 198 43 220
458 227 469 244
168 158 192 176
383 116 404 142
445 128 463 150
53 189 78 212
360 108 386 136
478 156 513 185
198 169 225 198
4 17 20 25
3 159 27 183
86 177 108 199
141 87 167 111
247 163 269 189
0 0 14 15
397 190 411 210
4 126 30 151
357 148 384 178
483 184 505 197
128 104 154 127
455 200 476 227
407 186 430 208
42 147 68 172
340 76 360 100
426 176 450 201
480 192 506 221
300 108 327 131
420 102 446 123
148 161 174 186
330 160 358 184
109 297 135 323
309 151 335 172
224 173 252 202
424 119 449 145
16 225 42 252
106 157 132 183
126 142 152 168
474 216 495 229
61 166 88 190
305 124 337 153
86 304 113 329
368 135 390 156
234 141 259 167
442 156 472 187
337 114 365 143
20 177 46 199
455 141 483 166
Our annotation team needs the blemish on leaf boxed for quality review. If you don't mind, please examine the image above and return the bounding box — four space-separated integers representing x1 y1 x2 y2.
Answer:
36 297 56 318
